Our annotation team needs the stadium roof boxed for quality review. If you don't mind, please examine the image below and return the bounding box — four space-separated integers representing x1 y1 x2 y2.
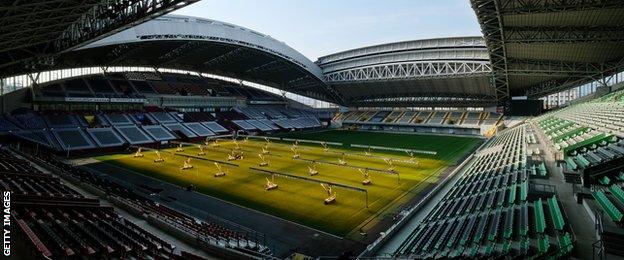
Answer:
0 0 198 78
26 15 343 103
6 1 623 108
471 0 624 103
317 37 495 107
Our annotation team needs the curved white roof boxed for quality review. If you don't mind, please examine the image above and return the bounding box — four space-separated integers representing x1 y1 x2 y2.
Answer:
81 15 323 79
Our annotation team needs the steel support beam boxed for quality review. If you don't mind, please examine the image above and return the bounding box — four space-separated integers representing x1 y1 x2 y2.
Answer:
0 0 198 77
471 0 510 105
507 58 606 76
349 92 495 102
499 0 624 15
504 26 624 44
323 61 491 83
348 96 497 107
525 57 624 98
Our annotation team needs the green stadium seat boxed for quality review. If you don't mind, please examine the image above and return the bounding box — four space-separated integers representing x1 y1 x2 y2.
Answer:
599 176 611 185
520 181 528 201
503 207 513 239
548 196 565 230
617 172 624 182
538 235 550 254
448 248 463 258
467 244 479 257
558 233 573 254
520 237 530 253
609 185 624 206
592 191 623 222
502 240 512 254
564 157 577 171
488 210 500 241
508 185 516 205
538 163 547 176
534 199 546 234
483 242 493 255
575 155 591 168
520 203 529 236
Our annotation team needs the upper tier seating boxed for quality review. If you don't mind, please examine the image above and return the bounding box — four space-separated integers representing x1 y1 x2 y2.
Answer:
0 115 20 133
183 122 215 137
202 122 229 133
52 128 97 151
337 110 501 127
114 125 154 145
162 123 197 138
86 128 125 147
142 125 177 141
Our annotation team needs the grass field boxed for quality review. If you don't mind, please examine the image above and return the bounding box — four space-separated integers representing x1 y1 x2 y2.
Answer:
94 130 481 236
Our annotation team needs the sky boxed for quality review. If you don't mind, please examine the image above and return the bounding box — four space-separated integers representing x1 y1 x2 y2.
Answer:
173 0 483 60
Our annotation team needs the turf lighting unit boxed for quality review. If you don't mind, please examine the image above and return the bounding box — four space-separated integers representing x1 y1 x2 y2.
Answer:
258 154 269 167
308 163 319 176
321 183 337 205
176 143 184 152
181 158 193 170
214 162 227 177
291 147 300 159
173 152 239 167
384 158 396 172
359 168 372 185
197 145 206 156
249 167 369 208
265 176 278 190
134 147 144 158
227 150 244 161
321 142 329 152
154 151 165 163
338 153 347 165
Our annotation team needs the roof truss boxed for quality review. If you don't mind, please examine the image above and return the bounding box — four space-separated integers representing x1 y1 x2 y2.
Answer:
471 0 510 105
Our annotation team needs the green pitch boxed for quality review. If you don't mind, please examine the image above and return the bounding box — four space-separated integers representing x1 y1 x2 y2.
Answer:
94 130 481 236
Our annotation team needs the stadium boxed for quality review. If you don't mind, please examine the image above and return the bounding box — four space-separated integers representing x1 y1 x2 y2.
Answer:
1 0 623 259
